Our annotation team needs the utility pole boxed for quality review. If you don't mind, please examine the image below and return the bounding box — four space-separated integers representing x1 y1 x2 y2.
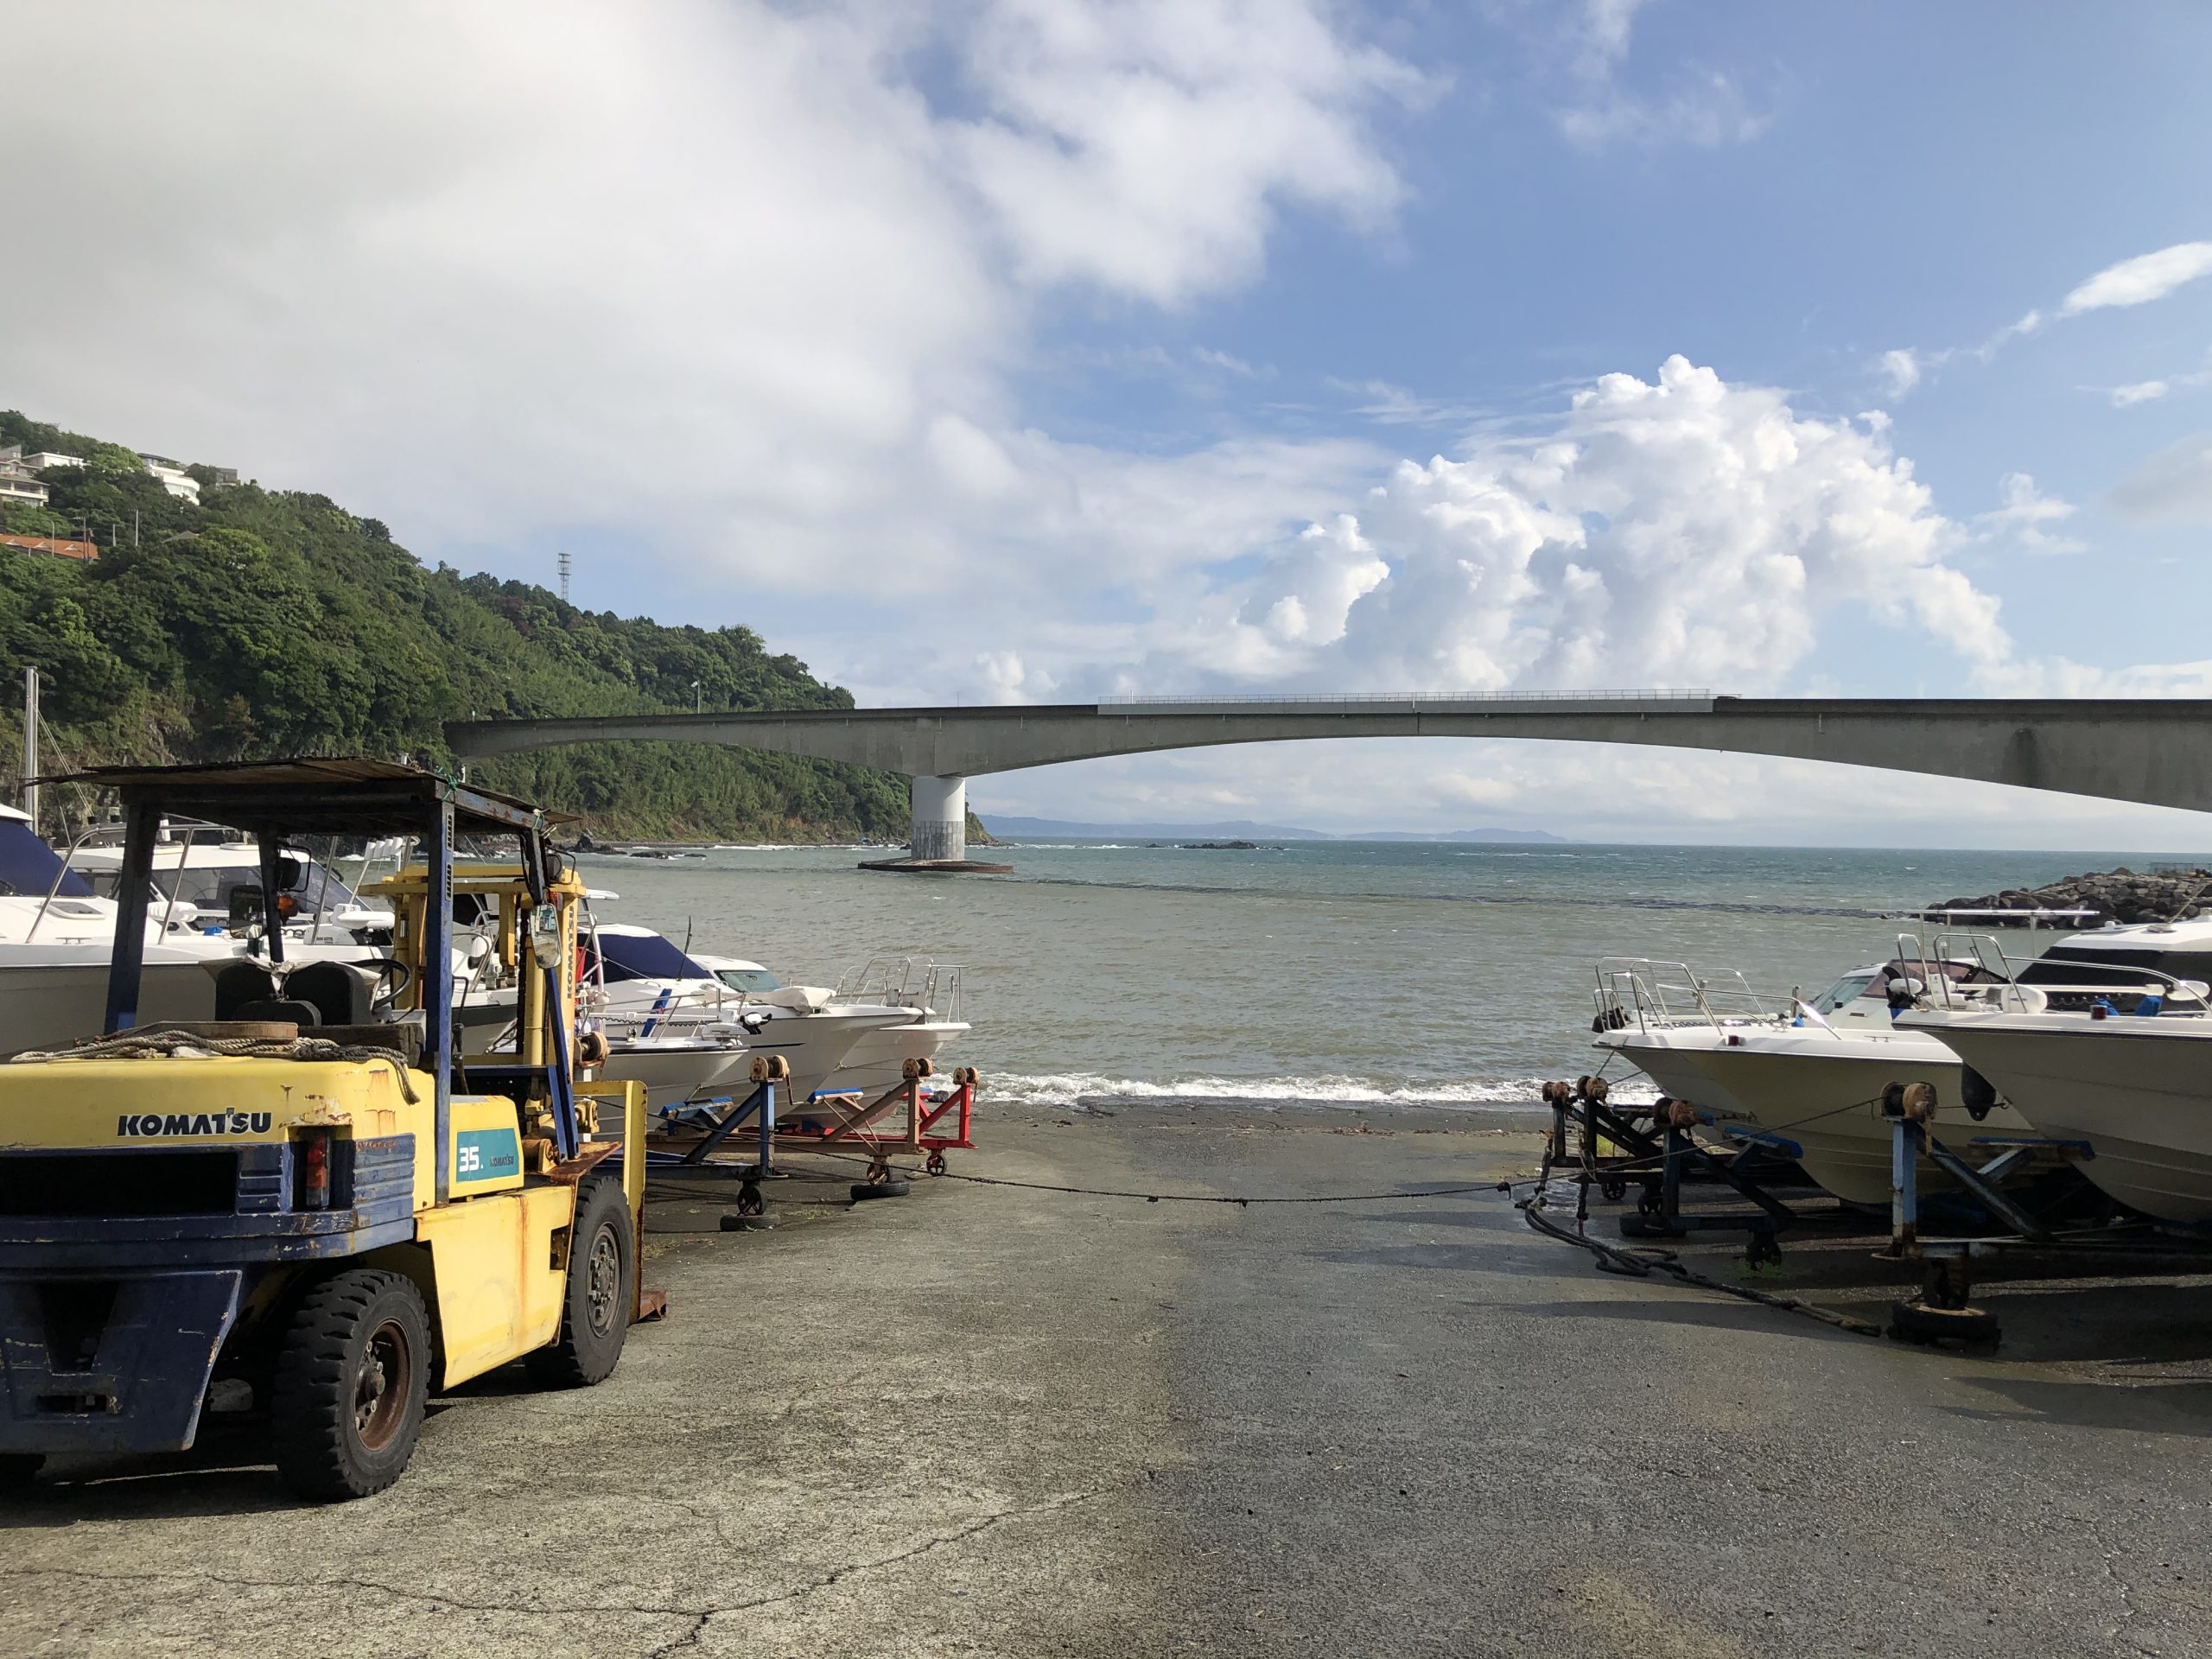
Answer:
691 679 702 714
22 667 38 835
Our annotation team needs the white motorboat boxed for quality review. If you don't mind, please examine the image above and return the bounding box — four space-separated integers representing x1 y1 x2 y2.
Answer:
1900 1000 2212 1223
1590 952 2043 1206
70 834 392 942
580 928 957 1105
594 1034 755 1112
0 807 391 1052
816 956 970 1099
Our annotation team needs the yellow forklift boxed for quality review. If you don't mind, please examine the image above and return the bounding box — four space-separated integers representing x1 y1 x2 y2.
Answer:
0 760 648 1500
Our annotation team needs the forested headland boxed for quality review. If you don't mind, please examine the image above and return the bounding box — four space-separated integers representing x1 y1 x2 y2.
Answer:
0 410 911 841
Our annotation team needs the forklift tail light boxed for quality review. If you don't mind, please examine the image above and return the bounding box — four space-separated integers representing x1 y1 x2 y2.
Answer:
297 1130 332 1211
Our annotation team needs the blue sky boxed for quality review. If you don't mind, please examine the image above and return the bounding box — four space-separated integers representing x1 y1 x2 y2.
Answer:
5 2 2211 844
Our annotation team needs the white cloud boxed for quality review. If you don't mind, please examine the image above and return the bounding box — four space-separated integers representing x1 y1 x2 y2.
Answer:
2109 433 2212 525
1550 0 1770 149
2104 359 2212 407
950 0 1422 305
0 0 1410 575
1885 238 2212 391
2110 379 2171 407
2061 241 2212 315
1975 472 2086 554
1558 68 1771 149
1141 356 2012 697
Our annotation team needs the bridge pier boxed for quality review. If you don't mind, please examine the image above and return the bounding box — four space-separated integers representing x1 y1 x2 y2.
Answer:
910 773 967 862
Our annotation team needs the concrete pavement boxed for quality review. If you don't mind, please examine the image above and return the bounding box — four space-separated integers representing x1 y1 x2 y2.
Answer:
4 1103 2210 1656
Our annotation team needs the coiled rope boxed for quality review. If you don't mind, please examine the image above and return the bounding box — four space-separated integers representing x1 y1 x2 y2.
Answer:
10 1028 422 1103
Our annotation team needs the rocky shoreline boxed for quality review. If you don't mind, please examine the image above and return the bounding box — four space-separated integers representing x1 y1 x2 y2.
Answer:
1922 866 2211 926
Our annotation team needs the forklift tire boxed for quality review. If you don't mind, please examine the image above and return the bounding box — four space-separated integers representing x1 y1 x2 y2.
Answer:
528 1179 632 1389
270 1268 431 1502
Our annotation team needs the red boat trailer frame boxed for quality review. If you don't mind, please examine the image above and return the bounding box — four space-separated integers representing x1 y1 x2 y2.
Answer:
776 1060 978 1179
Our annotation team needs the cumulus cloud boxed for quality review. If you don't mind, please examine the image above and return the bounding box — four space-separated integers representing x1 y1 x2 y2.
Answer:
2109 433 2212 525
1135 357 2012 697
2062 241 2212 315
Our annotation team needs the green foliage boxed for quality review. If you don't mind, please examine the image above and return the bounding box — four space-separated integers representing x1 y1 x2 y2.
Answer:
0 410 908 841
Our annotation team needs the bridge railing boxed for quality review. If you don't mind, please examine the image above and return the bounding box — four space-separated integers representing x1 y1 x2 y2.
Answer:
1096 690 1715 714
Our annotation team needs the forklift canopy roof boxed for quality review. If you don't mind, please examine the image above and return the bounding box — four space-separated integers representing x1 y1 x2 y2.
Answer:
40 758 572 839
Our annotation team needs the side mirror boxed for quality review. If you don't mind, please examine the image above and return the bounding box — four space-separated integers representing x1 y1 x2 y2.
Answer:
525 904 564 963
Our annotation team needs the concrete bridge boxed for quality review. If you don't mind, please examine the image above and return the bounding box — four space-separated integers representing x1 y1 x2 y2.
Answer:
445 693 2212 861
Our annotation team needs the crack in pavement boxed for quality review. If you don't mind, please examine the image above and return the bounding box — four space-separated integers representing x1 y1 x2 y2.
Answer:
1 1487 1103 1646
2082 1518 2152 1655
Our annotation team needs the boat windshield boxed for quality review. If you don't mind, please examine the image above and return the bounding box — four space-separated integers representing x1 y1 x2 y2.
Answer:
0 818 93 899
1809 973 1877 1013
717 967 784 995
76 851 362 916
591 930 712 982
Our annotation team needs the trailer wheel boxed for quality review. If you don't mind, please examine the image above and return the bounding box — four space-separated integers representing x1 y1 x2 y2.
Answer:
529 1179 632 1389
1889 1300 2000 1349
0 1452 43 1489
270 1268 430 1502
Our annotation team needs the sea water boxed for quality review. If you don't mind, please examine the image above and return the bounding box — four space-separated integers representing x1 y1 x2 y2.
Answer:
575 841 2207 1111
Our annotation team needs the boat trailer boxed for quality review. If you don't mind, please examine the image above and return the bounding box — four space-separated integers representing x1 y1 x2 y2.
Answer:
645 1058 979 1219
1870 1078 2177 1348
1541 1076 1812 1266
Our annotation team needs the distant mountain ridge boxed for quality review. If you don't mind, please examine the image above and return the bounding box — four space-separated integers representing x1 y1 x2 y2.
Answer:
984 815 1567 843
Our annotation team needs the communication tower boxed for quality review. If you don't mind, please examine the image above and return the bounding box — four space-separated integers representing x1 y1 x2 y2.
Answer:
557 550 572 603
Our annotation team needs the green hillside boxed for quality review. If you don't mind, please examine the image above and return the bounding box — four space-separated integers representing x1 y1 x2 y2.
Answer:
0 410 909 841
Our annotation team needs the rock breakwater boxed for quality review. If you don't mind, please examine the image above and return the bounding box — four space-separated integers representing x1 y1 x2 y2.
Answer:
1923 867 2212 926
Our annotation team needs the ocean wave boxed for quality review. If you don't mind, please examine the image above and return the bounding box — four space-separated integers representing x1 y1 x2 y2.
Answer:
987 1071 1659 1109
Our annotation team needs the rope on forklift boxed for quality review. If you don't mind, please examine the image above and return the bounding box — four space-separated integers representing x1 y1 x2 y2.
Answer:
9 1029 422 1103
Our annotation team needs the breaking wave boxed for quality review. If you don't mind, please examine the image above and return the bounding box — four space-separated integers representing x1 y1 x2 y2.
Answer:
988 1072 1659 1110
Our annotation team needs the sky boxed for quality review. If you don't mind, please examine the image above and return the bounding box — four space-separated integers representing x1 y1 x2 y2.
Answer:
5 2 2212 847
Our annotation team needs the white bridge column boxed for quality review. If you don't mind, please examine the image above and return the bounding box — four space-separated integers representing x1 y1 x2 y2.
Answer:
909 774 968 862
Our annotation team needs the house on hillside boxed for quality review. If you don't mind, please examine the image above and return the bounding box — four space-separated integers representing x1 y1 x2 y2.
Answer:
0 531 97 563
0 447 48 509
140 453 200 504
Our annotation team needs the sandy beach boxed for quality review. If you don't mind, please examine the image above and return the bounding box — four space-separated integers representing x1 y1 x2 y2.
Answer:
5 1099 2211 1656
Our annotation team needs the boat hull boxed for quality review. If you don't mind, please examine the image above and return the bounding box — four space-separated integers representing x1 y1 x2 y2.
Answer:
596 1043 753 1111
1597 1027 2032 1207
833 1020 969 1099
1905 1015 2212 1223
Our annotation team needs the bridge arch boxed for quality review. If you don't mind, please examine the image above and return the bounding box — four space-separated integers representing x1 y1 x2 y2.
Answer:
447 694 2212 862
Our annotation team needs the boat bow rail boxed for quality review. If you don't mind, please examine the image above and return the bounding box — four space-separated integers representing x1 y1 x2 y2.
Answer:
833 956 963 1024
1592 958 1772 1036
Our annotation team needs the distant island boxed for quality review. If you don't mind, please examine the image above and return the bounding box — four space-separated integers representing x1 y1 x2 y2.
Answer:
984 815 1567 843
